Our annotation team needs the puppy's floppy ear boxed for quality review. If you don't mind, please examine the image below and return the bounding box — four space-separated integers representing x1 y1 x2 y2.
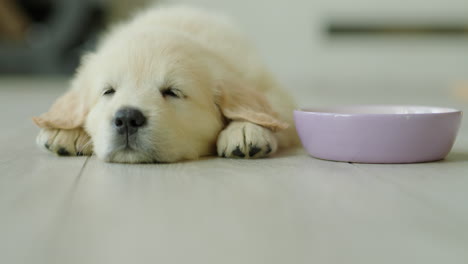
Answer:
32 55 94 129
216 79 289 132
32 87 88 129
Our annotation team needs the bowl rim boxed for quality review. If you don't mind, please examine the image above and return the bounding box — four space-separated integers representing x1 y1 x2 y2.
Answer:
294 104 462 116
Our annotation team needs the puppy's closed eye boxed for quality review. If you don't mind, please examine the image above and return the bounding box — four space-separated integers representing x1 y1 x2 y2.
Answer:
102 87 116 96
161 87 184 99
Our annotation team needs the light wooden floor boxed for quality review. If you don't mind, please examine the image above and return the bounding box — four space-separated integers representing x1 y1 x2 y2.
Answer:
0 77 467 264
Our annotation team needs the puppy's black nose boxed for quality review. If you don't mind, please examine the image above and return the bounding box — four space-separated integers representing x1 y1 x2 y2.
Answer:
113 107 147 135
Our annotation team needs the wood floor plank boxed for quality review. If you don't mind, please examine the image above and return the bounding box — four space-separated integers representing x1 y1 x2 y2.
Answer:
43 150 362 264
0 78 88 264
46 148 468 263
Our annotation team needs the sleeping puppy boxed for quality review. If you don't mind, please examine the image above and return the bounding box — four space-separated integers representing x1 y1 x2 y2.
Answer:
33 6 299 163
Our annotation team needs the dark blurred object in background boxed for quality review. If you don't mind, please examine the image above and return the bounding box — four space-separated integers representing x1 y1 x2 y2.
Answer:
0 0 105 75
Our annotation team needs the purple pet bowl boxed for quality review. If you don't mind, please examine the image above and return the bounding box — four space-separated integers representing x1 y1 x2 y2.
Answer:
294 105 462 163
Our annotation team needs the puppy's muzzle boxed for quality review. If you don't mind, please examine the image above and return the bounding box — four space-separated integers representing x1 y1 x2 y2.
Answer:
113 107 147 135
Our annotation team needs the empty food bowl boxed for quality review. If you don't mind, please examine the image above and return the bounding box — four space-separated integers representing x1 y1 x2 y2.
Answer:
294 105 462 163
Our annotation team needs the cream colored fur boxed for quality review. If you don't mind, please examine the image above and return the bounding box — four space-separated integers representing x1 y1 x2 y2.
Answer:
33 6 299 163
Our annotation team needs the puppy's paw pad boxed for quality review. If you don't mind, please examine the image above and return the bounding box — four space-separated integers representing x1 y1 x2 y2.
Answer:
232 146 246 158
248 144 262 157
265 145 272 155
57 147 71 156
217 122 278 159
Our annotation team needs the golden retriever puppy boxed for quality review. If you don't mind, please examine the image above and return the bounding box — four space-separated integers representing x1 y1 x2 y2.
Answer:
33 6 299 163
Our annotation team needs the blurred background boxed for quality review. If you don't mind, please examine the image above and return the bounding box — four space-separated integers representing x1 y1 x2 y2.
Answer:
0 0 467 100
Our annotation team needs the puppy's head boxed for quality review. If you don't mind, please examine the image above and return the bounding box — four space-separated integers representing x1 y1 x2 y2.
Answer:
33 31 288 163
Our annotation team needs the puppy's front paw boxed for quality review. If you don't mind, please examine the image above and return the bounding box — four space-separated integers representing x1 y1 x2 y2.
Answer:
36 128 93 156
217 121 278 159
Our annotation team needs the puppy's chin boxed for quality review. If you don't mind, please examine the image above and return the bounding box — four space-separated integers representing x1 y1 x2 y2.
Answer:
103 147 157 164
